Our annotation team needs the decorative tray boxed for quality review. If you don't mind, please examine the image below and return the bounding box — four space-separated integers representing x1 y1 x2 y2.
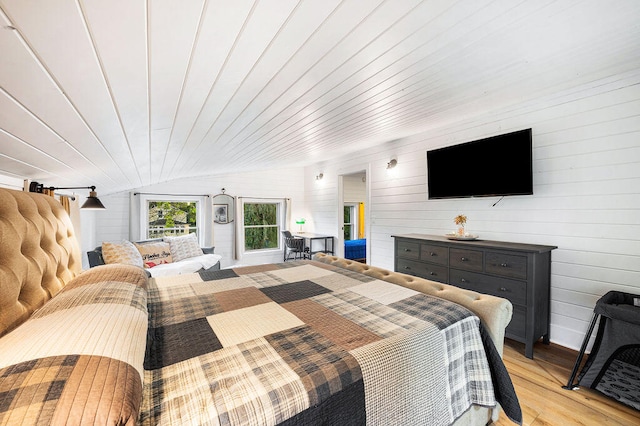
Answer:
445 234 479 241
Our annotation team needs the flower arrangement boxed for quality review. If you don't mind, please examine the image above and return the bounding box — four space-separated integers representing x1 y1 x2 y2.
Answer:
454 214 467 226
454 214 467 236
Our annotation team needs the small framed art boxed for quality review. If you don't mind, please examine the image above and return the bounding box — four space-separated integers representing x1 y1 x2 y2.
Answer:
214 204 228 223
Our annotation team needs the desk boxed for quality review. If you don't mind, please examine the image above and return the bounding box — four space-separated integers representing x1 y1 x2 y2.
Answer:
294 233 334 256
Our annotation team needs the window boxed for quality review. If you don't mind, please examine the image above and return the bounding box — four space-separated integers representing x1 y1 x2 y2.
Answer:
344 204 356 240
146 200 199 239
244 202 280 251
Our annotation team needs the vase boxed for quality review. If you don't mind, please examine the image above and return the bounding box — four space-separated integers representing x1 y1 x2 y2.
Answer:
457 225 465 236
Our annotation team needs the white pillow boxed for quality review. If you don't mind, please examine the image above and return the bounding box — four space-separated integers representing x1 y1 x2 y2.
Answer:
163 233 203 262
101 240 144 267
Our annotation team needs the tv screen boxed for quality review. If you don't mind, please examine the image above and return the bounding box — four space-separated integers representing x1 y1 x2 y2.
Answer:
427 129 533 199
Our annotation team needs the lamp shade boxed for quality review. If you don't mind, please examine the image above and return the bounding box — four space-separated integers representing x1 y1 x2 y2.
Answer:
80 190 106 209
295 218 306 224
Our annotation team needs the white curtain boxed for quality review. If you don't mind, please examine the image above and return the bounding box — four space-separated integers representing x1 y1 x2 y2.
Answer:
285 198 291 232
129 192 141 240
61 194 81 251
234 197 243 260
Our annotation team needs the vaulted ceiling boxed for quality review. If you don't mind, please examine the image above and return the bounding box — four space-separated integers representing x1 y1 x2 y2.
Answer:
1 0 638 194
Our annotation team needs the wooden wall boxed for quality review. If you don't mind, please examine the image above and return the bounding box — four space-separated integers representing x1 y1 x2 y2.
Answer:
0 175 24 190
86 167 306 269
305 71 640 350
62 70 640 350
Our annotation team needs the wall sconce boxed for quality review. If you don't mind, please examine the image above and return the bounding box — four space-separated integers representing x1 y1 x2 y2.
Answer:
29 181 106 209
387 158 398 170
316 173 324 180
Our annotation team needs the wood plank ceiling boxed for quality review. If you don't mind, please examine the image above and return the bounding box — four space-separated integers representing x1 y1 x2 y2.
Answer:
1 0 638 194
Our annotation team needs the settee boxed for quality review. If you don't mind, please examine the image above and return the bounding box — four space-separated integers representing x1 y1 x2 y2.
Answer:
0 187 519 425
87 235 221 277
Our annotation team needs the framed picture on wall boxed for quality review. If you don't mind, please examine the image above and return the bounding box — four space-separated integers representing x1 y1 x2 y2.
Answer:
214 204 228 223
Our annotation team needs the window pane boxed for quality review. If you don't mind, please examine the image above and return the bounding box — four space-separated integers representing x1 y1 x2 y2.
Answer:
244 202 279 251
244 203 277 225
344 225 352 241
245 226 278 250
344 206 351 223
148 201 198 238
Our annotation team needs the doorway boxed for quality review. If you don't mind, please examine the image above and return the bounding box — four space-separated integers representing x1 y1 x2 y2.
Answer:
338 168 369 263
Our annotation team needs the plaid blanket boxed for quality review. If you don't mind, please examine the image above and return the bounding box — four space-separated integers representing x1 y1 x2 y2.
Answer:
0 264 149 426
140 260 514 426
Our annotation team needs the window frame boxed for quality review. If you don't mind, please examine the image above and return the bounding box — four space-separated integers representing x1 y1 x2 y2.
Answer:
343 203 358 241
240 199 283 254
139 194 205 244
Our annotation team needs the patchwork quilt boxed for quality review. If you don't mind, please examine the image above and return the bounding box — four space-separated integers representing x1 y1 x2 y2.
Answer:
140 260 519 426
0 264 149 426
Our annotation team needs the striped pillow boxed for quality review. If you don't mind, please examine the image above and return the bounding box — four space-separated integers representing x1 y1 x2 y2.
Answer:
102 240 144 267
163 233 203 262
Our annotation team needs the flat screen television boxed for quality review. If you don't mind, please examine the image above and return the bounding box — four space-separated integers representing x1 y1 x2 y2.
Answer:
427 128 533 199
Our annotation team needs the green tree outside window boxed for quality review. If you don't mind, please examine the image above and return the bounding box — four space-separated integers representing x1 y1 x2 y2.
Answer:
147 201 198 238
344 205 353 241
244 203 279 250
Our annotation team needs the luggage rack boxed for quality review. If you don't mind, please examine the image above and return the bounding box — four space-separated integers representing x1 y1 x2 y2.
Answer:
563 291 640 411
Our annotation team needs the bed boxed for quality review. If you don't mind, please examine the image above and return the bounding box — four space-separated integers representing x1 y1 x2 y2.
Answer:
345 238 366 261
0 187 521 426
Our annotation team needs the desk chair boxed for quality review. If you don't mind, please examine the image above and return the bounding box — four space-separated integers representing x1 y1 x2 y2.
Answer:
282 230 309 261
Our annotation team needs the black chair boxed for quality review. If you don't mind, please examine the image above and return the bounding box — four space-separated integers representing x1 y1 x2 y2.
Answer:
282 230 309 261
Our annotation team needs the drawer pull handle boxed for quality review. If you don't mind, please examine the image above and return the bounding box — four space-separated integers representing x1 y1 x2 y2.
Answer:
501 263 508 267
461 257 467 261
404 266 411 270
499 287 507 292
404 248 411 252
460 278 467 283
430 252 436 256
429 272 435 275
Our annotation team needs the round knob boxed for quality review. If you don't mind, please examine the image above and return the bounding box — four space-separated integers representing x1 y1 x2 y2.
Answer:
460 278 467 283
499 287 507 292
404 248 411 252
404 266 410 270
429 272 435 275
430 252 436 256
501 263 508 267
461 257 467 261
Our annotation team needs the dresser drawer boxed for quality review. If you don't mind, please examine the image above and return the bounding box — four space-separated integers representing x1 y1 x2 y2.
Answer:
397 258 448 283
486 252 527 279
449 269 527 307
420 244 448 266
449 248 483 272
397 240 420 259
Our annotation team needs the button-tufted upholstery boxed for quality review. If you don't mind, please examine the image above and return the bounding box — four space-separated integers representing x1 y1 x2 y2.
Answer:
0 188 82 337
313 253 513 355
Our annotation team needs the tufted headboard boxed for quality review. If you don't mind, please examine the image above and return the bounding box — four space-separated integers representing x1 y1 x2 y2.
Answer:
0 187 82 337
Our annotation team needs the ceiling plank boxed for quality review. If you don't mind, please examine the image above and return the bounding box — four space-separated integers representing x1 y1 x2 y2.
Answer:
1 0 140 188
80 0 152 186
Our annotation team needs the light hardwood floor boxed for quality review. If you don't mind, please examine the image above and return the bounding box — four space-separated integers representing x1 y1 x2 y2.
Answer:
494 339 640 425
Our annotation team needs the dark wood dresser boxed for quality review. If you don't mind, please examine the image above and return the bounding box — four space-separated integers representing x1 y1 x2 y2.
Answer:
392 234 556 358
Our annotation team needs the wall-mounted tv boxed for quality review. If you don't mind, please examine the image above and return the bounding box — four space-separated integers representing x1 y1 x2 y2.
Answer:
427 128 533 199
